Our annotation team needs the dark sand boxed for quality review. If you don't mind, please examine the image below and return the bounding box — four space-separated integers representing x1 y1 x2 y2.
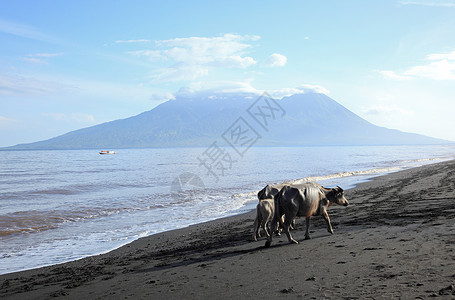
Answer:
2 160 455 299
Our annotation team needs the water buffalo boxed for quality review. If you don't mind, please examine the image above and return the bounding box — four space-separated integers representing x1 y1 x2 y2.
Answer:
252 198 275 241
254 184 293 240
265 183 348 247
257 184 285 200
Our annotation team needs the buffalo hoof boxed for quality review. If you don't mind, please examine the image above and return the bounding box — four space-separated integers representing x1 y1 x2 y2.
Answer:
304 235 311 240
265 240 271 248
290 240 299 244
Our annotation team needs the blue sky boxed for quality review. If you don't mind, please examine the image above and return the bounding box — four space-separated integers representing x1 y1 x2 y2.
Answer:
1 0 455 147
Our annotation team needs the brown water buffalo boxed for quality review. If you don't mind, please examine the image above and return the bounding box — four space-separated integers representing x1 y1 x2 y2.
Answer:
265 183 348 247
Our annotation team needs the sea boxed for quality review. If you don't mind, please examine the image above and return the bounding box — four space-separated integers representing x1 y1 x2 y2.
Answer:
1 145 455 275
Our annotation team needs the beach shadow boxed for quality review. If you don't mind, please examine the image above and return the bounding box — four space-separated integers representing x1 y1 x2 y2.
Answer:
135 244 267 273
135 233 330 274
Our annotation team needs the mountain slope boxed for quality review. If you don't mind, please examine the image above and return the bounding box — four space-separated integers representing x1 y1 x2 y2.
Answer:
3 93 448 150
269 93 431 145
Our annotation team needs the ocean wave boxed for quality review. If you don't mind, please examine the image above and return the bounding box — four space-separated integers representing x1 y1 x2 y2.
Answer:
0 186 241 238
287 166 402 185
290 156 454 186
238 156 453 195
0 204 166 237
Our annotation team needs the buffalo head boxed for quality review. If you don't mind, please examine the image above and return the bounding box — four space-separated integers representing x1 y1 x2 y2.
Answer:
333 186 349 206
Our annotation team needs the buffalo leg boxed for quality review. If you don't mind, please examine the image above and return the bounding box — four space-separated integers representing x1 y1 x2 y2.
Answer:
276 215 285 236
261 215 270 237
253 207 262 241
291 218 296 230
322 210 334 234
284 213 298 244
304 217 311 240
265 214 277 247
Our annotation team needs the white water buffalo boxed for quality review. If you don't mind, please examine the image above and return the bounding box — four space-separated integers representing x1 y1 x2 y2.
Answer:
265 183 348 247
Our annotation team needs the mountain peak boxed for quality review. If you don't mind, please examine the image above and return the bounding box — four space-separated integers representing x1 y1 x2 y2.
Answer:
2 92 448 150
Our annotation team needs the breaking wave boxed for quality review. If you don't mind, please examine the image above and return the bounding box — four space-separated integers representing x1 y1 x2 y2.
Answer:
288 166 402 185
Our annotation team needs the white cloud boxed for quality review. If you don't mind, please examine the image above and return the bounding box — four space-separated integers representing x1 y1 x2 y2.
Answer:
23 57 48 64
399 1 455 7
23 52 64 64
127 49 165 60
173 82 330 100
361 94 414 122
0 116 16 123
404 59 455 80
0 116 19 129
0 73 62 96
115 39 151 44
379 49 455 81
64 77 170 104
126 34 259 82
0 18 55 42
263 53 287 67
175 81 260 98
360 101 416 134
152 64 210 82
362 104 413 116
268 84 330 98
426 50 455 60
378 70 411 81
0 71 163 107
217 55 256 68
165 83 328 100
33 53 64 58
149 91 176 101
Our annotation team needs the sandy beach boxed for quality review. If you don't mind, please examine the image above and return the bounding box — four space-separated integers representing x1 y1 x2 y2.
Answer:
1 160 455 299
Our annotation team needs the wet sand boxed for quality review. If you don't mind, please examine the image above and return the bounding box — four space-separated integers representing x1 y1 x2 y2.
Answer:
1 160 455 299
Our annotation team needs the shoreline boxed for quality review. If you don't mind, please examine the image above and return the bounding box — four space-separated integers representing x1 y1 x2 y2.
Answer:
2 160 455 298
0 154 450 275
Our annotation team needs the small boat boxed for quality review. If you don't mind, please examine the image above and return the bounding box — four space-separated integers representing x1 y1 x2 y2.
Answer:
99 150 116 155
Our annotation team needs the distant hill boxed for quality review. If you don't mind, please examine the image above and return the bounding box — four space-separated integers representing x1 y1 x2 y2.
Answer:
2 92 449 150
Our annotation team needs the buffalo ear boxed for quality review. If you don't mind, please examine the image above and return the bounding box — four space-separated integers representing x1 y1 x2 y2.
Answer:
258 187 266 200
